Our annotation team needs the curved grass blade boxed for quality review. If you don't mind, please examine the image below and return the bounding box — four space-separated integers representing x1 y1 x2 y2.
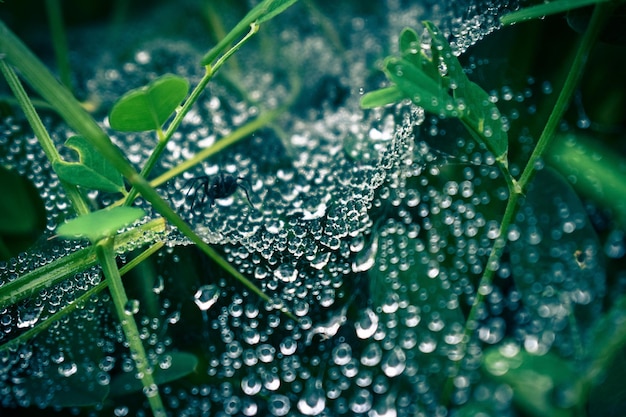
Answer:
501 0 610 25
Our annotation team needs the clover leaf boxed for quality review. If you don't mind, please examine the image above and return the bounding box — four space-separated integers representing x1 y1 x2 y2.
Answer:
53 135 125 193
109 74 189 132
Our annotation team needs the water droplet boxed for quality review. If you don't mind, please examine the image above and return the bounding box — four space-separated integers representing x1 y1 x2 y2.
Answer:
361 343 383 367
273 264 298 283
58 362 77 377
297 380 326 415
355 308 379 339
381 347 406 377
124 299 140 315
193 285 220 310
268 394 290 416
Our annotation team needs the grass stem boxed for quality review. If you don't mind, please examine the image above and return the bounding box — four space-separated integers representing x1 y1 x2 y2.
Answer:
96 237 165 417
45 0 72 92
0 58 89 216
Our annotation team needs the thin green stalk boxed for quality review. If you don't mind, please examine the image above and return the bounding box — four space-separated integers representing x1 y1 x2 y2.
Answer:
518 3 612 188
0 59 89 216
45 0 72 92
151 106 287 189
443 2 613 407
0 241 164 353
0 20 275 311
123 23 260 207
96 237 165 417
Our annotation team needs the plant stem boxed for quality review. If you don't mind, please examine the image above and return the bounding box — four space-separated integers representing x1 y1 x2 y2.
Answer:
0 58 90 216
96 237 165 417
123 23 260 207
443 2 613 407
122 66 214 207
518 3 611 189
45 0 72 92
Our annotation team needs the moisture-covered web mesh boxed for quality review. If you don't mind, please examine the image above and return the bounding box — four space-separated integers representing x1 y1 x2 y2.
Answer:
2 1 610 416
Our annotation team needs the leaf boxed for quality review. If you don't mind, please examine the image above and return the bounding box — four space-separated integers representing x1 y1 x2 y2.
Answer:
360 86 407 109
109 74 189 132
399 27 420 58
588 347 626 417
0 165 46 259
52 135 125 193
585 294 626 387
500 0 610 25
459 81 508 158
509 169 605 347
548 133 626 228
362 22 509 162
255 0 299 24
57 206 146 243
109 351 199 397
384 56 458 117
483 344 583 417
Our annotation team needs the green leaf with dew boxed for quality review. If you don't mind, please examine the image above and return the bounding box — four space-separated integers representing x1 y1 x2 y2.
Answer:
109 351 199 397
57 206 146 243
361 22 509 161
383 56 457 117
500 0 610 25
109 74 189 132
360 86 407 109
52 135 125 193
483 345 584 417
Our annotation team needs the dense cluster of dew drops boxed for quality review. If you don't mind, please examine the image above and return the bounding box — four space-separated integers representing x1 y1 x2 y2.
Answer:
0 0 615 415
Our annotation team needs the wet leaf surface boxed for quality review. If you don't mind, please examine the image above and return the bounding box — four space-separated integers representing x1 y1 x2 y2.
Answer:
53 135 125 193
109 74 189 132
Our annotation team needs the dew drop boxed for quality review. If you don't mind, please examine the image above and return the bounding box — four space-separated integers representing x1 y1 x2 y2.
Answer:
193 285 220 310
381 347 406 377
124 299 140 316
297 380 326 415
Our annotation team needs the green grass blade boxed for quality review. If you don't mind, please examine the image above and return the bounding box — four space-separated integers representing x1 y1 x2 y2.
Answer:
360 86 406 109
201 0 299 65
0 218 166 310
500 0 610 25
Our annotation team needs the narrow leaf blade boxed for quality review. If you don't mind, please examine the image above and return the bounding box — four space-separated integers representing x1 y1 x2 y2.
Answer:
360 86 407 109
500 0 609 25
57 206 146 243
256 0 299 24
